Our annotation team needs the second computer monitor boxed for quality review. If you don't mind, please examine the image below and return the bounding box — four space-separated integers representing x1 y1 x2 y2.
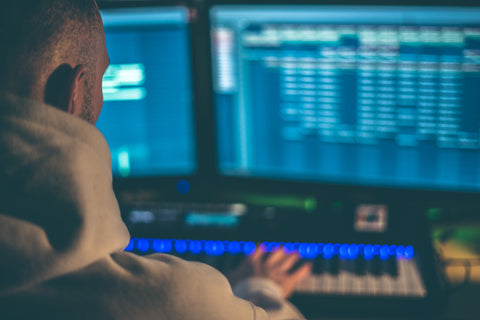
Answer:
97 7 196 177
210 5 480 192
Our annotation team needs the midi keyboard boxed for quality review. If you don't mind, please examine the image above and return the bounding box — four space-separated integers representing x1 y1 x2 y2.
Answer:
122 201 444 316
126 238 426 298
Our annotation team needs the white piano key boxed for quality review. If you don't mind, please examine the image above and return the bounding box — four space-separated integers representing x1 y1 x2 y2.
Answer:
365 274 376 296
406 260 427 297
379 274 394 296
324 273 335 294
293 258 425 298
315 274 325 294
350 273 363 295
397 259 409 296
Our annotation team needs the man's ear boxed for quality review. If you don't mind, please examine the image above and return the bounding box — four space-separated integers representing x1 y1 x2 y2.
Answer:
67 65 87 116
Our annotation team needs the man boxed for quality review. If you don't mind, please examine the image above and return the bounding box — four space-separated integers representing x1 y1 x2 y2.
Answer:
0 1 312 319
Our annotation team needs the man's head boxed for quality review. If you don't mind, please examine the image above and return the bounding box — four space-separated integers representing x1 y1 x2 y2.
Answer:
0 0 109 124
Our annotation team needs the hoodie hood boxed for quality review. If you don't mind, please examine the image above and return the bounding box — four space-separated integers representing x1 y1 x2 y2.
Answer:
0 93 130 295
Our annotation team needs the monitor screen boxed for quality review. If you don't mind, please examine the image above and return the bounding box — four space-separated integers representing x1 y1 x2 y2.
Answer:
97 7 196 177
211 5 480 192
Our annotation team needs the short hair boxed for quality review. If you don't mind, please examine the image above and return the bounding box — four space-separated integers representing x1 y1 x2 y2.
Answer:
0 0 101 94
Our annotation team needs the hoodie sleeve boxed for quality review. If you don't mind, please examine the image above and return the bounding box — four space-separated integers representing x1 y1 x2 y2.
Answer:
0 252 269 320
233 277 306 320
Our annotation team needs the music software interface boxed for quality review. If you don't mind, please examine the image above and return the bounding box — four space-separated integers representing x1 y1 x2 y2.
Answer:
97 8 196 177
211 6 480 191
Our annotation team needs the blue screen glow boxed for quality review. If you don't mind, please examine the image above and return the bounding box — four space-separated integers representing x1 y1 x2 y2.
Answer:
98 7 196 177
211 5 480 192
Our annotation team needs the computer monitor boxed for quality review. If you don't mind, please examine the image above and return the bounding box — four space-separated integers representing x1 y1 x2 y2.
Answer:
97 7 196 177
210 4 480 193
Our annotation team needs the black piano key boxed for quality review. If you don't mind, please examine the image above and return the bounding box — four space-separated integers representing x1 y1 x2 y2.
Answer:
213 253 229 273
355 256 367 275
366 256 382 277
325 255 340 275
197 253 221 268
221 253 246 274
342 257 357 274
339 257 347 271
176 252 195 262
313 256 325 274
382 256 398 277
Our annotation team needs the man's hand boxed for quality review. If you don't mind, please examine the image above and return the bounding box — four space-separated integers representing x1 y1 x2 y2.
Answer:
227 246 313 299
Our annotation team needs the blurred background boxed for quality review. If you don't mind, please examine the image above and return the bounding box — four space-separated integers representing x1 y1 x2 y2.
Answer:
96 0 480 318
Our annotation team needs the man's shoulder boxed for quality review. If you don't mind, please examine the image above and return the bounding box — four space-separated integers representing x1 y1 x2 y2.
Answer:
1 252 267 320
99 252 262 320
109 251 231 292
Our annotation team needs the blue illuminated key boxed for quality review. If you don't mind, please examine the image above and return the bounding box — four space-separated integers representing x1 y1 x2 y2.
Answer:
137 238 150 252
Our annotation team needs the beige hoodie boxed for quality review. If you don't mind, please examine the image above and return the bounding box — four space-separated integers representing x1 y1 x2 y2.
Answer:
0 94 305 320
